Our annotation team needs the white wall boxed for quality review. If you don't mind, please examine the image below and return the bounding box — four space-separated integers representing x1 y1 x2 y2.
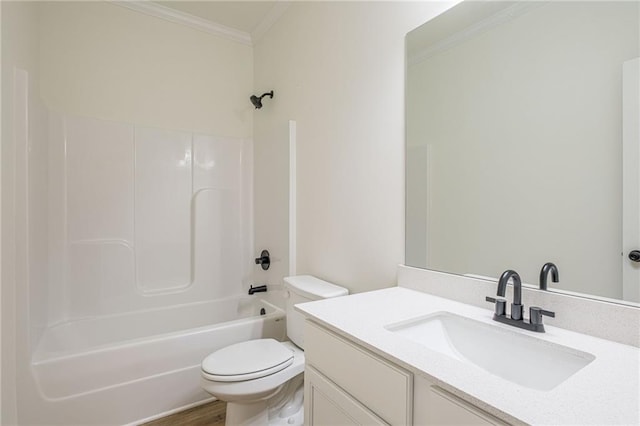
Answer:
1 2 41 423
253 1 457 293
39 1 253 138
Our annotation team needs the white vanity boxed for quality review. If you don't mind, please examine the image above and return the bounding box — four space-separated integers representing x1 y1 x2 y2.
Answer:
296 268 640 425
303 316 508 425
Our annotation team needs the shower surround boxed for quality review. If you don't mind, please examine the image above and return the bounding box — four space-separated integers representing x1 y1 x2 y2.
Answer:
45 112 253 321
17 97 261 424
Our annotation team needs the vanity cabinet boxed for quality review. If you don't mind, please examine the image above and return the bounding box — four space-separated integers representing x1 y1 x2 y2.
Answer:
304 320 412 425
304 320 509 426
413 377 508 426
305 366 387 425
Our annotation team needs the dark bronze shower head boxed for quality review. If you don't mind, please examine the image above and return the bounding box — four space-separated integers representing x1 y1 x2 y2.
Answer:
250 91 273 109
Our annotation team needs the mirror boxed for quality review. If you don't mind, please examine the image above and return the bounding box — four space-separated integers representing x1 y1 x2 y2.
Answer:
406 1 640 304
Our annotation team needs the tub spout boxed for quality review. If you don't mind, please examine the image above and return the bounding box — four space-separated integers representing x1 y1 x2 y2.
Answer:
248 285 267 295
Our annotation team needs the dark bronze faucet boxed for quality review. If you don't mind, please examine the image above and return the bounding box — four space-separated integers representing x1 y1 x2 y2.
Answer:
539 262 559 290
248 284 267 295
497 270 523 320
254 250 271 270
486 269 555 332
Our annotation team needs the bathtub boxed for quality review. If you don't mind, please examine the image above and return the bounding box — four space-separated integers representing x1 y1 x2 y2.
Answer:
28 296 286 425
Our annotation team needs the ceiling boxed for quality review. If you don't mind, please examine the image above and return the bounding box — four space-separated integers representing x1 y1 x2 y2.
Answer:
156 1 279 34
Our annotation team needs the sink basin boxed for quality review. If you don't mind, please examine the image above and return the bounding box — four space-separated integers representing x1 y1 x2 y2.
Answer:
385 312 595 391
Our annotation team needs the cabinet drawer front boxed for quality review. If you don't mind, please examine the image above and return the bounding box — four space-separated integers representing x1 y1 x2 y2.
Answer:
305 366 388 426
305 321 412 425
427 386 509 426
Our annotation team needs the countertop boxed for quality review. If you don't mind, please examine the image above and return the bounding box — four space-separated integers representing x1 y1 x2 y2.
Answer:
295 287 640 425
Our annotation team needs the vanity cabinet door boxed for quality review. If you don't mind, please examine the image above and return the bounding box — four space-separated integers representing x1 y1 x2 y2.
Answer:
414 376 509 426
304 321 413 425
305 366 388 426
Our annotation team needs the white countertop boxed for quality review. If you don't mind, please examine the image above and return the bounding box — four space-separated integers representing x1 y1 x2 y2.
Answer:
295 287 640 425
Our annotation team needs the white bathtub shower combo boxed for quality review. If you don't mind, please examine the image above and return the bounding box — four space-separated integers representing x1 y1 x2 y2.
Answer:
16 98 278 425
201 275 348 426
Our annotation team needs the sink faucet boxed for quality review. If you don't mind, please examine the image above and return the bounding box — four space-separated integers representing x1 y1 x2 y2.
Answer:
497 270 523 320
539 262 559 290
486 269 555 332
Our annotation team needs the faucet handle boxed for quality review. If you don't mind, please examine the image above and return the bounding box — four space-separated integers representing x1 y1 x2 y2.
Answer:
511 303 523 321
530 307 555 326
254 250 270 270
485 296 506 317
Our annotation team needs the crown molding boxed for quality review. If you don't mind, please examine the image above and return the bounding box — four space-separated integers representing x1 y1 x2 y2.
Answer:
251 1 291 43
111 1 253 46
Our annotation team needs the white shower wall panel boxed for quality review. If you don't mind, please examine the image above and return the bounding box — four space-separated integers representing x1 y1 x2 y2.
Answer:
66 115 135 242
67 241 135 317
135 126 192 293
193 189 242 298
64 115 136 319
194 134 242 191
47 112 68 326
192 134 244 298
48 113 251 321
27 91 51 352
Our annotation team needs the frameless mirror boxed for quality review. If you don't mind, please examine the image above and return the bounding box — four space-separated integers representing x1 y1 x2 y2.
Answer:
406 1 640 304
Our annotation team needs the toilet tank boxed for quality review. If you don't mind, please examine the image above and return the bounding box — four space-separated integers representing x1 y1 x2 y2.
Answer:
284 275 348 349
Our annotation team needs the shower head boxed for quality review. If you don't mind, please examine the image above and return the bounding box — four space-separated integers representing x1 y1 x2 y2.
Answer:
250 91 274 109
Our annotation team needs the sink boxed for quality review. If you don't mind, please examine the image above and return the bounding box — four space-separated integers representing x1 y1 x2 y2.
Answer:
385 312 595 391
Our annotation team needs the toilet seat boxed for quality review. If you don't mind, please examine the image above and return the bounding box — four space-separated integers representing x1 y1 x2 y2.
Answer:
201 339 294 382
201 341 305 403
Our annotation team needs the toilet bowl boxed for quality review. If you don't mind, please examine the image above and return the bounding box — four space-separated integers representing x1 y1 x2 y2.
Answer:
200 275 348 426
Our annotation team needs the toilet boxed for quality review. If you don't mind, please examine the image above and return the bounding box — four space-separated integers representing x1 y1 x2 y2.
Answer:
200 275 348 426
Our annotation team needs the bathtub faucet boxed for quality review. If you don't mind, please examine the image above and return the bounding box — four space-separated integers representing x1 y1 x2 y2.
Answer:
255 250 271 270
248 285 268 295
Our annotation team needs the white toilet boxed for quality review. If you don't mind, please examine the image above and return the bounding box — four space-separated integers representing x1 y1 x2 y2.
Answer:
200 275 348 426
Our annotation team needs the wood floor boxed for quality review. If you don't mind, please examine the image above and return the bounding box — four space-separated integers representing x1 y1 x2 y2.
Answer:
143 400 226 426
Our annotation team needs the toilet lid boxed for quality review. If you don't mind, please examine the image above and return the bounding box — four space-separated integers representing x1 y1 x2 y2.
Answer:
201 339 294 382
